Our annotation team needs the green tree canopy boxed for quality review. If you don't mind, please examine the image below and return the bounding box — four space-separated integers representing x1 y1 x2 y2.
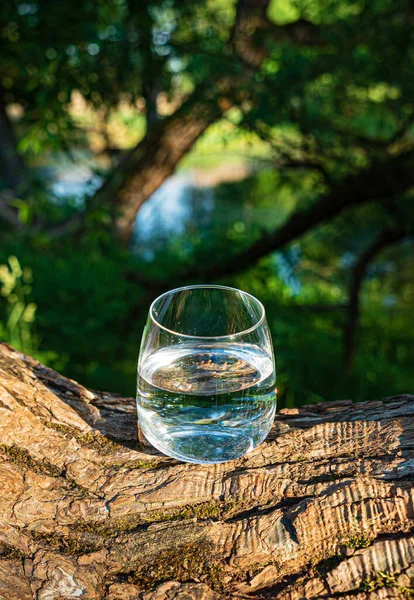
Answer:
0 0 413 404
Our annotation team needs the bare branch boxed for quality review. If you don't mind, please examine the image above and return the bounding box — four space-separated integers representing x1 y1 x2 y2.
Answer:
273 156 331 182
244 122 333 183
94 86 226 242
0 342 412 596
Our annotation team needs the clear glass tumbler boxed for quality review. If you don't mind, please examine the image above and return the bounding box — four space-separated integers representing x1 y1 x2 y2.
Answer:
136 285 276 464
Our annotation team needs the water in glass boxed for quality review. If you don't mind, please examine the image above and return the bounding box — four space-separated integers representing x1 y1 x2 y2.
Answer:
137 285 276 464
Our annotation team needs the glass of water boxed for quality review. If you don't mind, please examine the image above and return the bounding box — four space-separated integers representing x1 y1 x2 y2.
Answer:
136 285 276 464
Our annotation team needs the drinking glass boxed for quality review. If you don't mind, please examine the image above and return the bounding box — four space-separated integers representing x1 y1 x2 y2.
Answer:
136 285 276 464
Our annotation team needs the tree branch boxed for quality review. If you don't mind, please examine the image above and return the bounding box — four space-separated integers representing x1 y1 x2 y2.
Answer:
87 1 325 243
0 342 412 597
343 228 407 373
244 121 333 183
231 0 322 67
93 86 226 242
127 149 413 290
15 2 326 241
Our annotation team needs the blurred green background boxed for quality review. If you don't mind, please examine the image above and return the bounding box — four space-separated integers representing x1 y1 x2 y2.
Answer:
1 0 413 407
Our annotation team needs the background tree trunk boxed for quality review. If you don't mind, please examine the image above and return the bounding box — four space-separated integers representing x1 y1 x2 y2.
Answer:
92 94 224 243
88 0 322 243
0 342 412 599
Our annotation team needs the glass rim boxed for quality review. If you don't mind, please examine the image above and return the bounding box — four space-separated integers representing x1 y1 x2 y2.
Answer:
149 284 266 340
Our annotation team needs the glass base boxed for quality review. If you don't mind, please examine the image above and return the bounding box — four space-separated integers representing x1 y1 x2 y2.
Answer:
139 423 268 464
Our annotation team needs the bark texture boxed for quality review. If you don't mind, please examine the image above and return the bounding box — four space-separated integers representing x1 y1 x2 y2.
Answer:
0 342 412 599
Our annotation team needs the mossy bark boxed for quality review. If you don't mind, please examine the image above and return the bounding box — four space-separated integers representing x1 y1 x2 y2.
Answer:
0 342 412 599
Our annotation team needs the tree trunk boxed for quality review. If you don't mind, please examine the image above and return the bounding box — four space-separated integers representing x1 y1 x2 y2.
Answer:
92 94 224 243
0 342 412 599
89 0 322 244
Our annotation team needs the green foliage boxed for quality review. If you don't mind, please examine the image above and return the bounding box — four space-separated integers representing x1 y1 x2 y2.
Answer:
361 571 413 598
0 239 144 394
0 254 62 367
2 164 412 406
346 535 372 550
235 239 414 406
0 0 413 406
0 256 37 353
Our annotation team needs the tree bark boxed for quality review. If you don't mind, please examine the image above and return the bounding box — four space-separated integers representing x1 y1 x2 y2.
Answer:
0 342 412 599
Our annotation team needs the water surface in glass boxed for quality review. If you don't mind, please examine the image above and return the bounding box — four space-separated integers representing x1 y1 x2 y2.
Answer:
137 285 276 463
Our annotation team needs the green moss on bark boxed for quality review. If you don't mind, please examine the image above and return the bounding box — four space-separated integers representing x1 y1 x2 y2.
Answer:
127 538 224 591
0 443 62 476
